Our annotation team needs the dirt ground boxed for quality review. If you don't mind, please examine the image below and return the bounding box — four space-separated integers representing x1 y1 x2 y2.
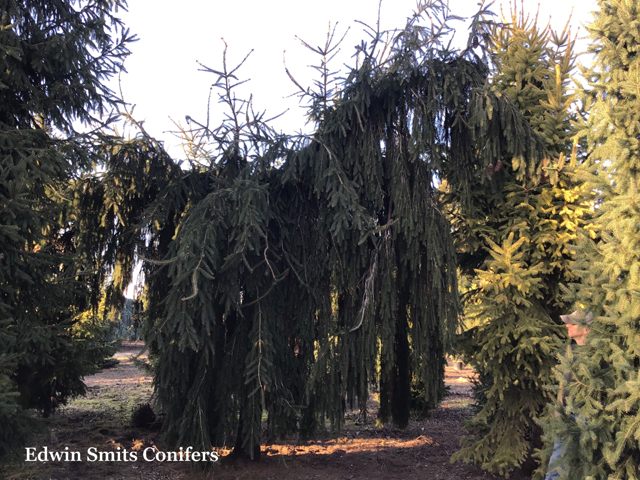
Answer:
4 345 530 480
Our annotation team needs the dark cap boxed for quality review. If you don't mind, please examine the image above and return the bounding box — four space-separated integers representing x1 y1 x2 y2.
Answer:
560 310 593 325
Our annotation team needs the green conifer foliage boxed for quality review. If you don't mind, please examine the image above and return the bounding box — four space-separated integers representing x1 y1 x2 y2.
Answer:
0 319 39 461
0 0 132 456
95 1 548 459
536 0 640 478
448 6 588 475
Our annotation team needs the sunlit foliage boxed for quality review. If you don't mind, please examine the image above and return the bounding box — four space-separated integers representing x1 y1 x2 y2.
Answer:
447 5 588 475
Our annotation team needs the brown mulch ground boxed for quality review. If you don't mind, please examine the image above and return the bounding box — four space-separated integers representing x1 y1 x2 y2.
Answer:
84 342 151 389
4 345 530 480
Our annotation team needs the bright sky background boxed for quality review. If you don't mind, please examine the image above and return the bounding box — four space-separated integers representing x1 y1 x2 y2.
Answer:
113 0 599 159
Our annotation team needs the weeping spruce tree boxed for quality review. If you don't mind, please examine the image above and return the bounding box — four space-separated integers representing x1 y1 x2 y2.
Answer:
448 6 589 475
0 0 132 459
96 1 549 458
536 0 640 478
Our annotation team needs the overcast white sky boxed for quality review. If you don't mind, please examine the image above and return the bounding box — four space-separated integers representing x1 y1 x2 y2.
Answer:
113 0 599 159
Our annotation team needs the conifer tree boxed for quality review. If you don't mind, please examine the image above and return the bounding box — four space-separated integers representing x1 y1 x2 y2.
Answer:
0 320 38 461
536 0 640 478
0 0 133 456
94 1 551 459
448 6 588 475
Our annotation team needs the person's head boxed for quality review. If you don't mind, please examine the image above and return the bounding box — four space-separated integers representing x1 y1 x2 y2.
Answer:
560 310 593 346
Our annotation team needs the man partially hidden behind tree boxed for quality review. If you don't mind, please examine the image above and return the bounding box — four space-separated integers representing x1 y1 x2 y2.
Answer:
544 310 593 480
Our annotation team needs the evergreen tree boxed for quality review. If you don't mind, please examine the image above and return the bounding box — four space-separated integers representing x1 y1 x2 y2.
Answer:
448 6 588 475
0 0 133 457
94 1 550 459
536 0 640 478
0 320 39 461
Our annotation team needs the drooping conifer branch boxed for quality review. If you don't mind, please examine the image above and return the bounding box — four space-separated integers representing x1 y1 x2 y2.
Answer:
87 0 550 460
